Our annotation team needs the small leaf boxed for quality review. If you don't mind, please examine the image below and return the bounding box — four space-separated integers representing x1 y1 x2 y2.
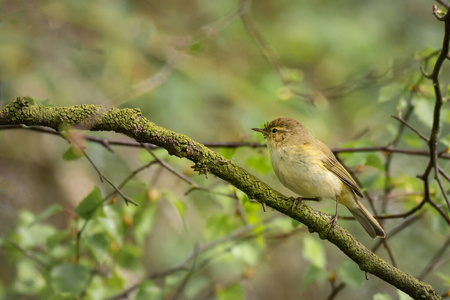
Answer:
13 260 46 294
188 39 204 55
86 233 110 263
62 146 84 161
303 235 326 269
135 280 163 300
301 265 327 289
378 84 401 103
365 154 384 171
29 204 62 227
75 187 104 220
413 98 434 128
105 268 125 289
117 244 142 270
402 133 424 148
337 260 364 288
417 47 438 58
173 200 186 218
216 283 243 300
133 204 156 246
231 243 260 265
50 264 90 297
440 134 450 148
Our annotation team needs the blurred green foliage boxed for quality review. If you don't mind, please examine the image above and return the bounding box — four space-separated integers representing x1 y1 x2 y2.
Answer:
0 0 449 299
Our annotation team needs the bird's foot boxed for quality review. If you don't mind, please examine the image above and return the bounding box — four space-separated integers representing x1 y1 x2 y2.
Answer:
289 196 320 212
327 213 339 235
290 197 303 212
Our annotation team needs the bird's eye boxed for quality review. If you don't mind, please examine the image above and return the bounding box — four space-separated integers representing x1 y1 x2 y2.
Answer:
271 128 278 133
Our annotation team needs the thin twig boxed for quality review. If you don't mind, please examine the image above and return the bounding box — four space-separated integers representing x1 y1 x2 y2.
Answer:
143 144 199 188
391 115 429 143
69 135 138 206
103 161 158 202
2 238 50 269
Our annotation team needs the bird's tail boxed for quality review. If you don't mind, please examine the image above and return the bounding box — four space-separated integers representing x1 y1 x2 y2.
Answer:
347 200 386 239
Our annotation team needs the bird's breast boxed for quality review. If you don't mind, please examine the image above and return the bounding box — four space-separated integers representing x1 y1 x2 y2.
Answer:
269 145 342 199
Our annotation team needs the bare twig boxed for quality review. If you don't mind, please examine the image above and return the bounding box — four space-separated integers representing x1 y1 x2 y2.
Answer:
103 161 158 202
2 238 50 269
423 5 450 213
391 115 429 143
143 144 199 188
68 135 138 206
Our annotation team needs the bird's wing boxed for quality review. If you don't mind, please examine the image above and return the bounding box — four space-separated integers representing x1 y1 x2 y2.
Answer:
317 140 364 198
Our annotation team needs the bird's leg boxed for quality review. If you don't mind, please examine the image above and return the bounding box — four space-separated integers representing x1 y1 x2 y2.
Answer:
328 195 340 234
290 197 302 212
290 196 320 212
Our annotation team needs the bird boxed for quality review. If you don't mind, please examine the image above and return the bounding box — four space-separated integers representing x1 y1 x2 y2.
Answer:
252 117 386 238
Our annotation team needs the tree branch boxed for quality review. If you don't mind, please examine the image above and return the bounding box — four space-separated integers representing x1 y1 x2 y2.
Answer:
0 97 443 300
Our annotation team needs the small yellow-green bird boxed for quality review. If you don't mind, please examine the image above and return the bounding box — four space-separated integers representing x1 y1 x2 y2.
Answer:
252 117 385 238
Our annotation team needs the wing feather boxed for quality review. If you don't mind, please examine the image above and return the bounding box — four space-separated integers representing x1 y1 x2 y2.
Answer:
315 140 363 198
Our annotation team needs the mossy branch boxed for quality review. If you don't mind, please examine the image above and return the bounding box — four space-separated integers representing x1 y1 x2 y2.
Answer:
0 97 443 300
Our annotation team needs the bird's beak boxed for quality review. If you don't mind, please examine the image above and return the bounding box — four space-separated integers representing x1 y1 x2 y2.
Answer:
252 128 267 134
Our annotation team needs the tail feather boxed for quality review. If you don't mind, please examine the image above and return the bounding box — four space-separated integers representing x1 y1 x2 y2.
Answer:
347 200 385 239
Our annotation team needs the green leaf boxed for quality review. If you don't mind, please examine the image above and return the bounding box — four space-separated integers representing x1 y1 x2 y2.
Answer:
188 39 204 55
337 260 364 288
373 293 393 300
62 146 84 161
440 134 450 148
417 47 438 58
205 214 237 240
378 83 401 103
135 280 163 300
13 260 46 294
105 268 125 290
301 265 328 289
30 204 63 227
302 235 326 269
365 154 384 170
50 264 90 297
18 223 56 249
413 98 434 128
86 233 110 263
173 199 186 219
231 243 260 265
117 244 142 270
402 133 424 148
75 187 105 220
138 148 153 163
217 283 243 300
133 203 156 246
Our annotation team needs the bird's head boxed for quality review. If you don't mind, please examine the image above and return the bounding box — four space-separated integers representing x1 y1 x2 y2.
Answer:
252 117 311 149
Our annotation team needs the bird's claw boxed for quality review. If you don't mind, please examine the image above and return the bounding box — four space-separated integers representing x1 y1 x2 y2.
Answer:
290 197 302 212
327 213 339 235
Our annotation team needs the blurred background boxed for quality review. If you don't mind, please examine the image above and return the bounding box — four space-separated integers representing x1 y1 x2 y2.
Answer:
0 0 449 299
